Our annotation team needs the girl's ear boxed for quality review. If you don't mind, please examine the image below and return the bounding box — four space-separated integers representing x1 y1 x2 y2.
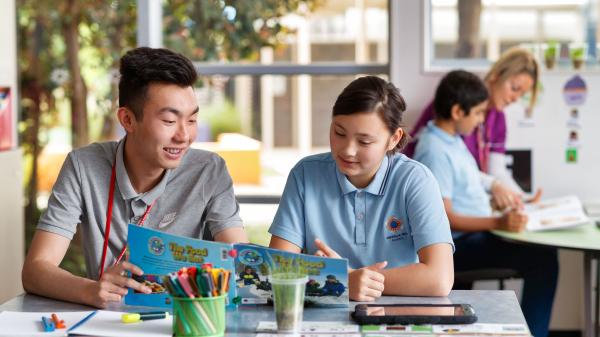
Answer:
450 104 464 121
117 107 137 133
387 127 403 152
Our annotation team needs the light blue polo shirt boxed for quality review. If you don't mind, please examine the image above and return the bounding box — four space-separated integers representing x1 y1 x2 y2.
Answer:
413 121 492 223
268 152 454 270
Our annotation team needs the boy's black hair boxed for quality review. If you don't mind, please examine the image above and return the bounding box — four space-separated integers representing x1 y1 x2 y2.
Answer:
118 47 198 120
433 70 488 120
332 76 409 152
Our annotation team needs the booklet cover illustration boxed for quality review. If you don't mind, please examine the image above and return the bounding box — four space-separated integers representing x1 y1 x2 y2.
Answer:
125 225 349 308
125 225 237 308
234 243 349 307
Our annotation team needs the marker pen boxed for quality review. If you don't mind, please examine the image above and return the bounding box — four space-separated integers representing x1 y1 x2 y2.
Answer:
121 311 170 323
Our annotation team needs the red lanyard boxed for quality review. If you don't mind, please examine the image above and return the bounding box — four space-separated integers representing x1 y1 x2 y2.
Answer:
98 158 156 279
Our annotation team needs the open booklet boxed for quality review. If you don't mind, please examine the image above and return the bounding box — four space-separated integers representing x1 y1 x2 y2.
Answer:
125 224 349 308
524 195 590 231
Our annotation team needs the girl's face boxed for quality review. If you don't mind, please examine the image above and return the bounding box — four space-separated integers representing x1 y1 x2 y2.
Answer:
330 112 401 189
489 73 534 111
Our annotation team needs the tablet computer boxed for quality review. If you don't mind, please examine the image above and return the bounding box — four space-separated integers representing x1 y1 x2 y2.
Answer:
352 303 478 325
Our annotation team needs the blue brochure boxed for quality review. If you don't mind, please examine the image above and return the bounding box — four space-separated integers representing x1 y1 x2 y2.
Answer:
125 224 236 308
234 243 349 307
125 225 349 308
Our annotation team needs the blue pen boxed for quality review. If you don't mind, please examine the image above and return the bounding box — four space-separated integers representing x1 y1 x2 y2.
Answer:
67 311 97 333
42 316 55 332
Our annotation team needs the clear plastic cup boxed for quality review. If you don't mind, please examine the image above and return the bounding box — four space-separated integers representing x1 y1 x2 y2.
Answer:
271 274 308 333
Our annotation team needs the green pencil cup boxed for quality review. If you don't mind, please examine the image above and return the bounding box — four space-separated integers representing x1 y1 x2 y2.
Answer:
172 295 227 337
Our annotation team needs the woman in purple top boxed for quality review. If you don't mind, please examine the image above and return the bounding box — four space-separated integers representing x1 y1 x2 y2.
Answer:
406 48 541 208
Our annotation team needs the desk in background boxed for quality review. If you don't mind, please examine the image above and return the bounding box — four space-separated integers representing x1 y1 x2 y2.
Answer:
493 223 600 337
0 290 526 336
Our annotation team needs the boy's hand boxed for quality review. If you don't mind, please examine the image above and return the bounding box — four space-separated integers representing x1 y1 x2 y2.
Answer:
491 181 523 210
498 209 528 232
525 188 543 204
84 261 151 308
348 261 387 302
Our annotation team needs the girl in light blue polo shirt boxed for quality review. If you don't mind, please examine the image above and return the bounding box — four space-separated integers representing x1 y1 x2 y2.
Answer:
269 76 454 302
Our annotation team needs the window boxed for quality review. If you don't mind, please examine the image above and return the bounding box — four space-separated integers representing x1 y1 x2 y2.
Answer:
426 0 598 70
154 0 390 150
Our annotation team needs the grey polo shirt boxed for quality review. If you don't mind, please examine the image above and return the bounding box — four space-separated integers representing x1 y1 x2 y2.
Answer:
38 138 243 280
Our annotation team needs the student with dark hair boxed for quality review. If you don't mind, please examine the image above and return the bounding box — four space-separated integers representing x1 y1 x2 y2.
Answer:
269 76 454 301
406 48 542 210
413 70 558 337
22 47 248 308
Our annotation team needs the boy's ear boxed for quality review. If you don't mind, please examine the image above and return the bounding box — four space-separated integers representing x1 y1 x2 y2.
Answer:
387 127 403 151
450 104 464 121
117 107 137 133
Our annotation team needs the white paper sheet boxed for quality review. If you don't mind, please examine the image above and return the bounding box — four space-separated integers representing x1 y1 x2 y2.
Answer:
256 321 360 333
68 310 172 337
0 311 93 336
524 195 591 231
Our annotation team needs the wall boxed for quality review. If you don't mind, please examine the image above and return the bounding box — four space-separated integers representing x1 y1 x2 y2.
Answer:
0 0 24 303
391 0 586 331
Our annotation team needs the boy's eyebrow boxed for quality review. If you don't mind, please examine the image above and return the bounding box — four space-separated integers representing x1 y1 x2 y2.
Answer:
333 122 345 130
158 106 199 116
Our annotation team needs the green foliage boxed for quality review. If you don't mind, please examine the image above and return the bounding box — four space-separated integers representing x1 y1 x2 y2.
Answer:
163 0 322 61
201 100 242 140
544 42 558 59
570 46 585 60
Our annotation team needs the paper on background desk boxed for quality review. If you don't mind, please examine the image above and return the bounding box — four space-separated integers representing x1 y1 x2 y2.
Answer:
68 310 172 337
0 311 93 336
255 332 362 337
362 323 530 335
256 321 360 333
524 195 590 231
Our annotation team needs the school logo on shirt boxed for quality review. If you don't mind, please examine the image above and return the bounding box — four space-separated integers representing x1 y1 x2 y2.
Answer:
157 212 177 228
385 216 408 241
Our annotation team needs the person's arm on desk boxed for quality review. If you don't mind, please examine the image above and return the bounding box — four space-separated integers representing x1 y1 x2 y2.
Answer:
443 198 528 232
313 239 454 299
22 230 151 308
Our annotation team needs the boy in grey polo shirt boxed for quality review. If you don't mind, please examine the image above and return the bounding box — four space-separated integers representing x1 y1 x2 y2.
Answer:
22 47 248 308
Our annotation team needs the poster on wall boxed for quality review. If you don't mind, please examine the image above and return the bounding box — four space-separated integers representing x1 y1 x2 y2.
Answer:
563 75 587 106
562 76 587 164
0 87 13 151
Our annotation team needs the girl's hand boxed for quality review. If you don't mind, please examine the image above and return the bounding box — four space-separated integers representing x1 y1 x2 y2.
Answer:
348 261 388 302
84 261 151 308
314 238 341 259
314 238 387 301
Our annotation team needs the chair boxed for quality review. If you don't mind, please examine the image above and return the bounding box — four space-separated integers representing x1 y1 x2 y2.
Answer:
454 269 521 290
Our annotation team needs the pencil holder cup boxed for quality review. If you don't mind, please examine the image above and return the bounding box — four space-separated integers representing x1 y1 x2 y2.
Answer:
172 295 227 337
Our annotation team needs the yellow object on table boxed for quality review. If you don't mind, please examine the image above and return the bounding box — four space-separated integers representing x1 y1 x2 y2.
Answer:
193 133 261 185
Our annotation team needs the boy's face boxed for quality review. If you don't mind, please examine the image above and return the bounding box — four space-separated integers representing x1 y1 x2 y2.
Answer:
330 112 401 188
128 83 199 170
489 73 534 111
455 100 487 136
